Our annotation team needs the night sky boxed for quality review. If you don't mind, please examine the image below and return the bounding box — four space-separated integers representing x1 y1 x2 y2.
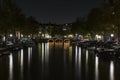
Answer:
16 0 104 24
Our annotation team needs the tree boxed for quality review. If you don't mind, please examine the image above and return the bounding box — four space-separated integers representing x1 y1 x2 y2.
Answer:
71 17 87 36
87 8 105 35
21 16 39 35
102 0 120 38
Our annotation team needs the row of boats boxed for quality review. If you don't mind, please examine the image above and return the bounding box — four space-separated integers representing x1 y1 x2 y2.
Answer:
0 40 34 56
71 40 120 58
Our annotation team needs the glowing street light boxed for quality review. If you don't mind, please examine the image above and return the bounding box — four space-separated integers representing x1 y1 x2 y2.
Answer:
68 34 73 38
39 32 41 34
96 35 98 38
64 35 67 38
96 34 101 40
63 28 67 31
98 35 101 39
111 34 114 37
28 35 30 38
10 34 13 37
21 34 23 37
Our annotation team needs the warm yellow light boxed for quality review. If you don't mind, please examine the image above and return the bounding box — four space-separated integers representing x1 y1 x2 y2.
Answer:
64 36 67 38
39 32 41 34
68 34 73 38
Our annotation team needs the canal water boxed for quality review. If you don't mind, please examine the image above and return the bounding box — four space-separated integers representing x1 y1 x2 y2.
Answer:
0 42 120 80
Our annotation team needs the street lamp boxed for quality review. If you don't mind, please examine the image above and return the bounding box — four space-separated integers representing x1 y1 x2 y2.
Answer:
111 34 114 37
10 34 13 37
96 34 101 40
21 34 23 37
39 31 41 34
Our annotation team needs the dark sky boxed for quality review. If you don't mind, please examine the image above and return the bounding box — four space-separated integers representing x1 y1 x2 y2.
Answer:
16 0 104 24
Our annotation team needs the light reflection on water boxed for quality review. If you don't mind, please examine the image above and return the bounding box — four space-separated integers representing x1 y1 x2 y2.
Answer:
0 42 120 80
69 46 72 61
95 56 99 80
45 43 49 64
63 43 70 58
110 61 114 80
75 46 78 65
9 53 13 80
85 50 89 80
42 43 45 63
41 43 49 63
41 43 49 76
28 47 32 67
20 49 24 79
78 47 81 68
28 47 32 80
75 46 81 79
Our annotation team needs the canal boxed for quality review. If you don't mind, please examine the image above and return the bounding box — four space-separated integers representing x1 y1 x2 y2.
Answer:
0 42 120 80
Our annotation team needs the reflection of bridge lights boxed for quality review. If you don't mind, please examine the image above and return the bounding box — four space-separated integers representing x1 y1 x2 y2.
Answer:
28 47 32 66
41 43 49 75
45 43 49 63
42 43 44 63
69 46 72 60
42 43 49 63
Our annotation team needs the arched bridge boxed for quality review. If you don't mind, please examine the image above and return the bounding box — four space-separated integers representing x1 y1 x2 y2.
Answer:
48 38 70 42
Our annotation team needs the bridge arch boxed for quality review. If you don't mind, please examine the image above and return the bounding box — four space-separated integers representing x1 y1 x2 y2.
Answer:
48 38 70 43
64 39 70 42
55 38 63 42
48 39 54 42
